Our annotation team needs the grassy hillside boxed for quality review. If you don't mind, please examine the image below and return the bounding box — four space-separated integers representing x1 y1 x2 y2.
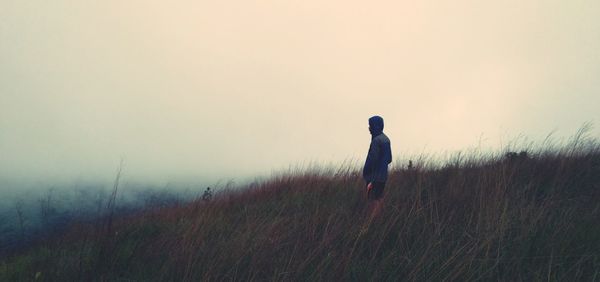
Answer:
1 143 599 281
0 183 190 258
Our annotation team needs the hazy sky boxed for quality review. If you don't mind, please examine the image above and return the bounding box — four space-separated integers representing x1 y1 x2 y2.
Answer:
1 1 599 184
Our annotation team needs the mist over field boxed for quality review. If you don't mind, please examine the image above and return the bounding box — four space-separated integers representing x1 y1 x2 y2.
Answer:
1 0 599 187
1 2 600 278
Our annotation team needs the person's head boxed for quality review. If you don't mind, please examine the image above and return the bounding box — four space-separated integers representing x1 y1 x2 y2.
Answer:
368 116 384 135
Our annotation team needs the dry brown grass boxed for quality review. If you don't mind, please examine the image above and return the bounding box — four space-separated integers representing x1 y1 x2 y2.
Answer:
1 138 599 281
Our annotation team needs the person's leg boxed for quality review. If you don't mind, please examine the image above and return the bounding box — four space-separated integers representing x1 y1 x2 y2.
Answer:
366 183 375 213
370 182 385 217
373 198 385 216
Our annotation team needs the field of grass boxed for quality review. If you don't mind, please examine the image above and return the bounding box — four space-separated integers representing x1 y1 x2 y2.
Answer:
1 138 599 281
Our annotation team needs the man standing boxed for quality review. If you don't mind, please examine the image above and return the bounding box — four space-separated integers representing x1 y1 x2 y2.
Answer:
363 116 392 216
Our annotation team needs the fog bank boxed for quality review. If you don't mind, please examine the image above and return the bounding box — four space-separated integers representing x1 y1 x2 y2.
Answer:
1 0 599 185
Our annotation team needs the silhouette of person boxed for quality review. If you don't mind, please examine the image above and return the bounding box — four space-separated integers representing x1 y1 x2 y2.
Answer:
363 116 392 216
202 187 212 202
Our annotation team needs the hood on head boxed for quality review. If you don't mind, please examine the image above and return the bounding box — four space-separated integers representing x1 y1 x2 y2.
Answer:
369 116 384 135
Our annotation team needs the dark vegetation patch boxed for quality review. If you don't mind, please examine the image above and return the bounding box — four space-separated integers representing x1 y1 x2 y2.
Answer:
1 139 599 281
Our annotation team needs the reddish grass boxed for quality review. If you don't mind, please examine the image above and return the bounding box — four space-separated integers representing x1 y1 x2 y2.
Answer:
1 140 599 281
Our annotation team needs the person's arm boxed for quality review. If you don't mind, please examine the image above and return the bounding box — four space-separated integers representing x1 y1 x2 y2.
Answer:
382 141 392 165
367 139 381 184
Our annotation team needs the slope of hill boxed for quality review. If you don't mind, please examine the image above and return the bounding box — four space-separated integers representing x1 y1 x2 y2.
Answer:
1 144 599 281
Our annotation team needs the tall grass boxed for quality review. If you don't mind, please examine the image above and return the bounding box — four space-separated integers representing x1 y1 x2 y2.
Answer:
1 137 599 281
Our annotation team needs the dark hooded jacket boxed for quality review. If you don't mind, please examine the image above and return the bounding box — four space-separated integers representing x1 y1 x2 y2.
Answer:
363 116 392 183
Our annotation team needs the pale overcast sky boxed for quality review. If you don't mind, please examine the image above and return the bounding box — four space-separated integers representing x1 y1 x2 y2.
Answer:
1 1 599 184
